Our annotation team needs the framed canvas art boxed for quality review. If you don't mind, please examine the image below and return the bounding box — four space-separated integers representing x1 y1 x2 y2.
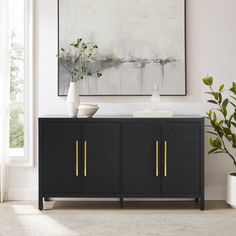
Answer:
58 0 186 96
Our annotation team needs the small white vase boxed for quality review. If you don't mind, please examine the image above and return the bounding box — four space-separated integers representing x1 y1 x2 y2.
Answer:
66 81 80 117
226 173 236 208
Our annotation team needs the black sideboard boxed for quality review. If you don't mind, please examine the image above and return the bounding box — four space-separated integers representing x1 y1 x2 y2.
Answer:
39 116 204 210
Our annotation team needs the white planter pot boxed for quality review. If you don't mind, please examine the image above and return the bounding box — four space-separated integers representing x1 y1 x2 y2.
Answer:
226 173 236 208
66 81 80 117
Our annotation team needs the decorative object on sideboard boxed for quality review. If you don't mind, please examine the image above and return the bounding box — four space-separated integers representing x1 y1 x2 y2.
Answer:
58 0 186 96
203 76 236 208
57 38 102 117
77 104 99 118
66 81 79 117
133 110 173 118
150 84 161 110
133 84 173 118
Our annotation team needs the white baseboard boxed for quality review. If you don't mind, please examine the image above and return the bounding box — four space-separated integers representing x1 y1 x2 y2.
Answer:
6 187 226 201
205 187 226 200
7 188 38 201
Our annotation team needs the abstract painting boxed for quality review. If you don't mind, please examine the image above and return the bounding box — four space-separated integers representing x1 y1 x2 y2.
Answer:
58 0 186 96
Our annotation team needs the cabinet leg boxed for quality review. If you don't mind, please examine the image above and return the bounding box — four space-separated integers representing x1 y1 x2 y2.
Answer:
120 197 124 207
194 197 199 202
39 197 43 211
44 197 49 202
200 196 205 211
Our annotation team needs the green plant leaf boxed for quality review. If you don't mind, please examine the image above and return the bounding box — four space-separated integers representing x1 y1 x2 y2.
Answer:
208 148 219 154
206 131 218 136
218 93 222 104
214 92 219 101
207 109 213 118
208 100 218 104
213 151 225 154
225 119 231 128
230 82 236 95
205 92 216 96
219 107 227 117
232 134 236 148
231 122 236 128
222 98 229 109
219 84 224 91
210 137 222 148
229 101 236 108
229 114 234 122
202 76 213 86
223 127 231 136
213 112 217 122
96 72 102 77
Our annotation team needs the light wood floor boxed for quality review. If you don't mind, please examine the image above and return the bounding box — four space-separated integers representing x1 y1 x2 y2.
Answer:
0 200 235 236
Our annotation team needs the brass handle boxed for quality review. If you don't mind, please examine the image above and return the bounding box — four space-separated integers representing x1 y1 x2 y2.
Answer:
84 140 87 177
156 141 159 177
164 141 167 177
76 140 79 176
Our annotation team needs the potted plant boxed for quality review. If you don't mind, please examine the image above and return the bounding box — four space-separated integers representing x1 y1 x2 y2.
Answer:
57 38 102 117
203 76 236 207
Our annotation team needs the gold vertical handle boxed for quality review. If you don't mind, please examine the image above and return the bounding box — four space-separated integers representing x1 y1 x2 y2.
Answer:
84 140 87 177
76 140 79 176
156 141 159 177
164 141 167 177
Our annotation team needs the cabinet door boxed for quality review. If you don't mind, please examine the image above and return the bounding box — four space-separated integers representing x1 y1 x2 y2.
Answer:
161 122 200 194
41 122 82 193
123 122 161 194
82 122 120 194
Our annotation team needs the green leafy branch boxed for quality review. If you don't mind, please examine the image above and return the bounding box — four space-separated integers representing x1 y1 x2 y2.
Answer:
203 76 236 168
57 38 102 82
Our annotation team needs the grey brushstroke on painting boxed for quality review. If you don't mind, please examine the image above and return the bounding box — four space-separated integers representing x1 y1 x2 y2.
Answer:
58 0 186 96
98 57 178 94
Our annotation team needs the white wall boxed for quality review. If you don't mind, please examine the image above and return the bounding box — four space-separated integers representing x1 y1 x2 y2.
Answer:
7 0 236 200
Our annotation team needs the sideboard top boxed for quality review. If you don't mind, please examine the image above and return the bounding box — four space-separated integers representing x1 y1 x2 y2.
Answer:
39 114 204 121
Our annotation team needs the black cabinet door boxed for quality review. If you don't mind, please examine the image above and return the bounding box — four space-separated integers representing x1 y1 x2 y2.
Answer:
41 122 82 193
82 122 120 194
161 122 200 194
123 122 161 194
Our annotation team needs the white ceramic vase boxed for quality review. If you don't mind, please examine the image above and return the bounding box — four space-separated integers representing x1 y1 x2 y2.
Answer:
66 81 80 117
226 173 236 208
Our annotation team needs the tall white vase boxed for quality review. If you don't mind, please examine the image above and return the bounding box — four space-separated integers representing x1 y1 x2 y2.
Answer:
66 81 80 117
